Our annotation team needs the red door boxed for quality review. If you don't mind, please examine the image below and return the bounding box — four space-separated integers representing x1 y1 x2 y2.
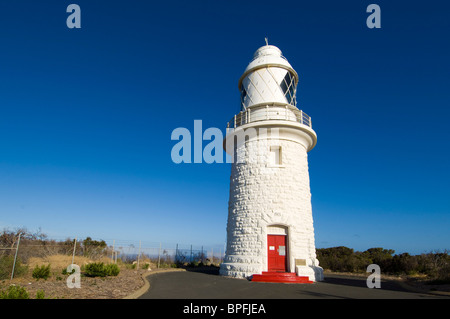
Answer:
267 235 287 272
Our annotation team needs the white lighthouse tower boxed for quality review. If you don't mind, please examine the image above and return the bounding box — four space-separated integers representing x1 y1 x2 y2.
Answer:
219 43 323 282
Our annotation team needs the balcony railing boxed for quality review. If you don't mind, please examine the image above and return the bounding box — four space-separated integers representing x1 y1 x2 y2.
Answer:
226 103 312 129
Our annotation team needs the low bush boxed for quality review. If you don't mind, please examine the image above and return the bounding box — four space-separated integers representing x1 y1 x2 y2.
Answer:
32 264 51 280
35 290 46 299
0 256 28 280
61 267 75 275
84 262 120 277
104 263 120 276
0 286 47 299
0 285 29 299
84 262 106 277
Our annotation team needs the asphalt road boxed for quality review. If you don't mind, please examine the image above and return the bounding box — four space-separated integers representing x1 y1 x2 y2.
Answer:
139 268 449 299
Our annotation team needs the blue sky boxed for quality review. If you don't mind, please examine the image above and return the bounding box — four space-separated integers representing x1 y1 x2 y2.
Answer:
0 0 449 255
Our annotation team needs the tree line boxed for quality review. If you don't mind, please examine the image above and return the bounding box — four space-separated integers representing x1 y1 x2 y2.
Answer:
316 246 450 283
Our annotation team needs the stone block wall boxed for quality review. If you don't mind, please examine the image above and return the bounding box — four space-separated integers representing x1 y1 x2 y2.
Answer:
220 129 323 281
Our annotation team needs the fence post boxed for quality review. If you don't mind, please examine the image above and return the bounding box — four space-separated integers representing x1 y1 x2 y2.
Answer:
11 233 21 280
158 242 161 269
71 237 77 265
175 244 178 264
190 245 193 263
137 241 141 269
111 240 115 263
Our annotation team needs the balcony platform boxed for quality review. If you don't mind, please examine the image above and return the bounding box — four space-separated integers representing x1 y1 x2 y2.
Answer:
227 103 312 130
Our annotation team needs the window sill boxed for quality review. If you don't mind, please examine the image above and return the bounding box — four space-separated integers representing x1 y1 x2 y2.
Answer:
267 164 285 168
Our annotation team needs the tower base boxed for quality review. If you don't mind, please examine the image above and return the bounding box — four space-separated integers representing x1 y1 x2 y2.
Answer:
219 261 324 282
296 265 324 282
219 262 261 279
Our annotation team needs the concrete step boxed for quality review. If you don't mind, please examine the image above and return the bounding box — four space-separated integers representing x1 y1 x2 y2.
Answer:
251 272 313 284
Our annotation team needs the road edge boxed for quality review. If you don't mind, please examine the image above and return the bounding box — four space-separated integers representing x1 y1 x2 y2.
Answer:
123 268 186 299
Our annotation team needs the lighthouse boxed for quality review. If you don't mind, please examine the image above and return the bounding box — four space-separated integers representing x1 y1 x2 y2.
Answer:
219 43 324 282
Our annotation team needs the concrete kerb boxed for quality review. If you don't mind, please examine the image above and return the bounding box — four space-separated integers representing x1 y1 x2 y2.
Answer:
123 268 186 299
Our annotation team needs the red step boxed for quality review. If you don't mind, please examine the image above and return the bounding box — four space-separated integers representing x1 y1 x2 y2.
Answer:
251 272 313 284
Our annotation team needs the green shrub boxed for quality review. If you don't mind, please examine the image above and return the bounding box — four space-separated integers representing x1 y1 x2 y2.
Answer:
84 262 107 277
32 264 51 280
0 285 29 299
62 267 75 275
35 290 46 299
0 256 28 280
84 262 120 277
104 263 120 276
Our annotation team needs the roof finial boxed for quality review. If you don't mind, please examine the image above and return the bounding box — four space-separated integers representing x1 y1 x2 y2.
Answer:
265 37 269 46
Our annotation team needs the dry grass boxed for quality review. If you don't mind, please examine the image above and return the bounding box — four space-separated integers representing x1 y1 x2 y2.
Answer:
1 254 151 299
26 254 112 270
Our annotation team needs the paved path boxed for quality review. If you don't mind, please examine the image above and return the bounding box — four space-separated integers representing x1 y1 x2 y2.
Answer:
139 268 449 299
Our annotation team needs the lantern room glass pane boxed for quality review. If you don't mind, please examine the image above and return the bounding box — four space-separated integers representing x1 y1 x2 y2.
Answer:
279 72 296 106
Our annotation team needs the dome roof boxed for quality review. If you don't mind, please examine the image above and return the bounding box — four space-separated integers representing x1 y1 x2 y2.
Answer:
252 45 283 59
239 45 298 89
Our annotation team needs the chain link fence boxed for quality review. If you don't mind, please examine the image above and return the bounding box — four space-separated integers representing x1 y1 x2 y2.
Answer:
0 230 225 280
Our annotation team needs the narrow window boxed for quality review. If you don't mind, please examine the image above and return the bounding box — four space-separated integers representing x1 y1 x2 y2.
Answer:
270 146 282 166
